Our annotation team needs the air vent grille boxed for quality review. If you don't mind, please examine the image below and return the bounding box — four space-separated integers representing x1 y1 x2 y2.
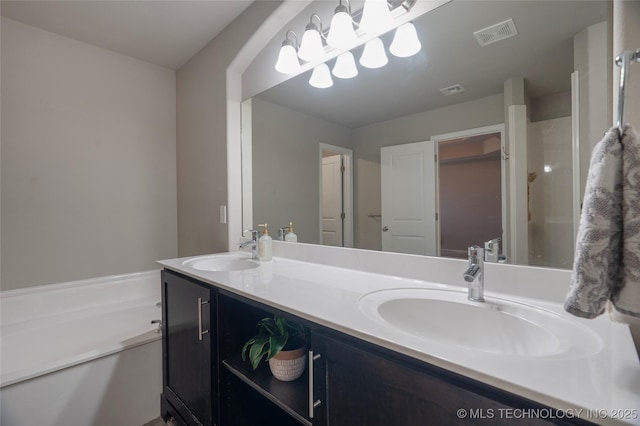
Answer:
473 19 518 46
440 84 465 96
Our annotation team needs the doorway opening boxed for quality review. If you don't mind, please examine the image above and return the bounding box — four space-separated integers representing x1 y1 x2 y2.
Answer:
434 127 505 259
319 144 353 247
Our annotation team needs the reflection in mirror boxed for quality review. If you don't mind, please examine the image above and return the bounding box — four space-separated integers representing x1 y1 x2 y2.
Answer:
436 130 503 259
243 0 609 269
320 144 354 247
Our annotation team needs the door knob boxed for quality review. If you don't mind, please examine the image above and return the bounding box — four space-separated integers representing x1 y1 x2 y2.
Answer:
382 226 389 232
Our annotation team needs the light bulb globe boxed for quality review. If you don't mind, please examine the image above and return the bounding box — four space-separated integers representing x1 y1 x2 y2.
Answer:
359 37 388 69
275 43 301 74
333 51 359 79
327 8 357 49
390 22 422 58
359 0 392 33
309 63 334 88
298 25 324 63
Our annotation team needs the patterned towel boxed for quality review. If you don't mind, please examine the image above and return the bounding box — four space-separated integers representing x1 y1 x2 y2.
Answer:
565 125 640 319
617 125 640 317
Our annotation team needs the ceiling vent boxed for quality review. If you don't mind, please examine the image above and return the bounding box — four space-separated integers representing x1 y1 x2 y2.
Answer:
440 84 465 96
473 18 518 46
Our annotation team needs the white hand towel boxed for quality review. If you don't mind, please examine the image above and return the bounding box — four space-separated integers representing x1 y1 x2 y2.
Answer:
565 125 640 319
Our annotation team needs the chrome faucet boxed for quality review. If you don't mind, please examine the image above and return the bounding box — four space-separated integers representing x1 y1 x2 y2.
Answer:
463 246 485 302
484 237 506 263
278 226 288 241
239 230 259 260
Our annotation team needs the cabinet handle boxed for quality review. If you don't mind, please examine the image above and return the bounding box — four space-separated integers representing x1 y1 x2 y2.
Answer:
197 297 209 341
308 351 322 418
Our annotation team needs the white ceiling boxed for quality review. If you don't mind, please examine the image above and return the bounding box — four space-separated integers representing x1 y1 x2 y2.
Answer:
1 0 254 70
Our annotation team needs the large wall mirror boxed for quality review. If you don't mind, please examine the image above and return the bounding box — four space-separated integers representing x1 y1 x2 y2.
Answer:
241 0 609 269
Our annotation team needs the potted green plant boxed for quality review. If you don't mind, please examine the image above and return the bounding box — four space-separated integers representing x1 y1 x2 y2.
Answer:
241 315 308 381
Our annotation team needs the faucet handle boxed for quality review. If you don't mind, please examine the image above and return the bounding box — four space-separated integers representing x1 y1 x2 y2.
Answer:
244 229 259 239
278 227 289 241
467 245 483 260
484 238 500 263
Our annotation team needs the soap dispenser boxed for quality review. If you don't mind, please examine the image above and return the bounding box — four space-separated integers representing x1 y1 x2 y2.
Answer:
285 221 298 242
258 223 272 261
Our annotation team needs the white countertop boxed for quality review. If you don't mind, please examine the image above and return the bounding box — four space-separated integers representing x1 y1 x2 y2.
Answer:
158 249 640 425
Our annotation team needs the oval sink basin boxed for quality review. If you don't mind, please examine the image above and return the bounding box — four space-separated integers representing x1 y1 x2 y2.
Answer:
183 255 259 272
359 288 602 358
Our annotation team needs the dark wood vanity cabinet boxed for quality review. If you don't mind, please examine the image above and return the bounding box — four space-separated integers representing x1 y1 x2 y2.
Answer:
161 270 216 426
310 333 562 426
160 270 592 426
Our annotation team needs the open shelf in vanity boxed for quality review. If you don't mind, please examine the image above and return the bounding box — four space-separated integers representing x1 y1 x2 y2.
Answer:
217 290 312 426
222 355 311 426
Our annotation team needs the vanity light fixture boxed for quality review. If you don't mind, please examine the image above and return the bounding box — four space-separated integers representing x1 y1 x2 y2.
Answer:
309 63 334 88
298 14 325 63
326 0 357 49
389 21 421 58
274 30 301 74
359 0 393 33
359 37 388 68
333 51 359 79
274 0 422 87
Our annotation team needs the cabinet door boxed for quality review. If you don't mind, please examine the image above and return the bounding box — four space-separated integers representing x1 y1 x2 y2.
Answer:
162 271 214 426
314 334 552 426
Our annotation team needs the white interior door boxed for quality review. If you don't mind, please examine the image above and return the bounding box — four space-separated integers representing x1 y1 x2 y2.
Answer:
381 141 437 255
322 155 343 246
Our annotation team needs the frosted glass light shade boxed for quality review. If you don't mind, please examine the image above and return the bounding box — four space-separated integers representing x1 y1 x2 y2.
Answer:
332 52 358 79
275 43 301 74
298 26 324 63
359 37 388 68
389 22 422 58
309 63 334 88
359 0 392 33
326 8 357 49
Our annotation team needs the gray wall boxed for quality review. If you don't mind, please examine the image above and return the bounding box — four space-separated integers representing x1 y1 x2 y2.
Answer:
251 97 353 244
1 17 177 290
574 20 611 200
176 1 280 257
530 91 572 123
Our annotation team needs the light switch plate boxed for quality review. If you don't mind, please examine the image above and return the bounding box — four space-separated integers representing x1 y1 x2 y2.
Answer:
220 205 227 224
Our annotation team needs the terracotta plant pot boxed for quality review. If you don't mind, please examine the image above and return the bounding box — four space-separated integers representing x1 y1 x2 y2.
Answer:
268 345 307 381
